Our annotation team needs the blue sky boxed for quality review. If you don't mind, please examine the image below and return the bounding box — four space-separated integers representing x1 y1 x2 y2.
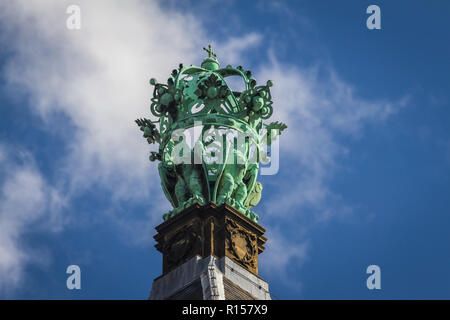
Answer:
0 0 449 299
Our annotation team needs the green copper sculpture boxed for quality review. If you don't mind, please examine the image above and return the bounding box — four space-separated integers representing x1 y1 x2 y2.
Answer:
136 46 286 223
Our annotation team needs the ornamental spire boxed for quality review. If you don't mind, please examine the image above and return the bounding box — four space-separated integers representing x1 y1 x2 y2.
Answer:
201 44 219 70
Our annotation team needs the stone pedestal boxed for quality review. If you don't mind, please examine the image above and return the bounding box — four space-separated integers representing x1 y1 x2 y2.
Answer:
149 202 270 300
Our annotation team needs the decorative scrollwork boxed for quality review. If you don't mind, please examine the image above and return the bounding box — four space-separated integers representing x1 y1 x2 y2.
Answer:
225 218 257 269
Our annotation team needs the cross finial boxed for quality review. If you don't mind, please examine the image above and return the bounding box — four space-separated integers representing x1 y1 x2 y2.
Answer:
203 44 217 58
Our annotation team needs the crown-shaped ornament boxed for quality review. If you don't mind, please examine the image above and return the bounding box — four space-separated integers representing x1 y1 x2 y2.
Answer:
136 46 287 223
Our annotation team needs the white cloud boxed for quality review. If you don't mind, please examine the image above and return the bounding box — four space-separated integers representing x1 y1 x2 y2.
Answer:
0 0 206 203
261 229 309 272
213 32 263 66
257 53 408 221
0 147 66 293
259 229 309 295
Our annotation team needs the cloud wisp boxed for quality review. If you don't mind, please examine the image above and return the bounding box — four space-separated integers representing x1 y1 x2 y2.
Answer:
0 146 66 293
257 54 408 220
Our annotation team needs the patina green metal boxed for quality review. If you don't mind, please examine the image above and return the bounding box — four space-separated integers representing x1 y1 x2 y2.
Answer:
136 45 286 223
